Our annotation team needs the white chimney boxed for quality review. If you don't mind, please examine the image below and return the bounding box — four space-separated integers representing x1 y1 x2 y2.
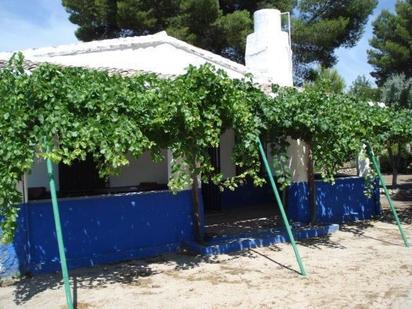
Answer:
247 9 309 183
245 9 293 86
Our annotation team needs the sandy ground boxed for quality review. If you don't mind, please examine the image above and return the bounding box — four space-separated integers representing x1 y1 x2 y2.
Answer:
1 175 412 309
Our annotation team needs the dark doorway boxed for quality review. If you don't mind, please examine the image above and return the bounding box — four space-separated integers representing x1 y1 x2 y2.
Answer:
202 147 222 211
59 155 106 196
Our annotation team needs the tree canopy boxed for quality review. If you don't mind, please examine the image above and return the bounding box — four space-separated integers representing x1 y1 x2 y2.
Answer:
381 74 412 110
304 66 346 94
380 73 412 186
348 75 380 102
368 0 412 85
61 0 377 80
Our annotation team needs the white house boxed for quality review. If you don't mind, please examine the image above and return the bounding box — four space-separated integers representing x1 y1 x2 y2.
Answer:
0 9 379 279
1 8 301 202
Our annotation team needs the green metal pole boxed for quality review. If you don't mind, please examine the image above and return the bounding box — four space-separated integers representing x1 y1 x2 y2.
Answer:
257 138 307 276
46 144 74 309
365 144 409 247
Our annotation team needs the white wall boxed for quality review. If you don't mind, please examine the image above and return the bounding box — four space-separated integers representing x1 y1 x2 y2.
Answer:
286 138 309 182
27 158 59 190
27 151 168 192
357 146 370 177
109 150 168 187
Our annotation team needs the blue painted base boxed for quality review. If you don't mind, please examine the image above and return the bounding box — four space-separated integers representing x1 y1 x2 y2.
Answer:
0 238 20 278
287 177 380 224
1 190 196 278
182 224 339 255
1 176 379 278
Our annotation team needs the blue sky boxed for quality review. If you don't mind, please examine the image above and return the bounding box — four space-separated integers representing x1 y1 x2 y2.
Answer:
0 0 77 51
335 0 396 87
0 0 397 87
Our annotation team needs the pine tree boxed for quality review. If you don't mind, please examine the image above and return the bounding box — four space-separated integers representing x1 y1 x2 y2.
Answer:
62 0 377 80
305 66 346 94
368 0 412 85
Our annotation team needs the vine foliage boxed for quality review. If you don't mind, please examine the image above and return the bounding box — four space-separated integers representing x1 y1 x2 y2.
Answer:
0 53 411 242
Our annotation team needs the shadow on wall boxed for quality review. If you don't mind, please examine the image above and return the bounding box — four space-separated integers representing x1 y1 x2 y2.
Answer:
287 176 381 224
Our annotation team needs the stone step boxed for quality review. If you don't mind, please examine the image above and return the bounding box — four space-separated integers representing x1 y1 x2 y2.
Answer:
182 224 339 255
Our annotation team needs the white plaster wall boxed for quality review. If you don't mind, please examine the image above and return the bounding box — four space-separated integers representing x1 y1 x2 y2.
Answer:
357 146 370 177
166 130 237 184
26 152 167 192
267 138 308 182
220 129 236 178
109 150 168 187
27 158 59 190
286 138 309 182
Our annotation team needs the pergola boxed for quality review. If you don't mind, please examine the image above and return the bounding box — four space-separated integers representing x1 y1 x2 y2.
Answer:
46 139 408 309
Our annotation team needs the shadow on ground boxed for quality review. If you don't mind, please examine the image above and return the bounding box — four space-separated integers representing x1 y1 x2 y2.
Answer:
12 251 254 306
205 204 280 237
298 235 346 249
339 194 412 246
13 259 155 306
380 206 412 225
386 181 412 192
11 234 346 307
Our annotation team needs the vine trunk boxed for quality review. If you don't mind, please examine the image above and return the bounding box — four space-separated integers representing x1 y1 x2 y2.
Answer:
191 173 204 243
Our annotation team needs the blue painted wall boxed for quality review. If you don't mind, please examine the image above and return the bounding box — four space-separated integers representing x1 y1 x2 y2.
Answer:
287 177 380 224
1 176 380 278
1 190 195 277
0 236 21 278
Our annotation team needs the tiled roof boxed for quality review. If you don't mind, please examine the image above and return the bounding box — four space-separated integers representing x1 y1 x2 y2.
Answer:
0 58 274 96
0 58 174 79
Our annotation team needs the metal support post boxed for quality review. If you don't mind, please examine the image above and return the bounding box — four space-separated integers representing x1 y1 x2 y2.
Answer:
257 138 307 276
46 143 74 309
365 144 409 247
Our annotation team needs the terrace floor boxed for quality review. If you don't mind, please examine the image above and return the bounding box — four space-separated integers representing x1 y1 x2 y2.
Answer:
205 204 280 237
